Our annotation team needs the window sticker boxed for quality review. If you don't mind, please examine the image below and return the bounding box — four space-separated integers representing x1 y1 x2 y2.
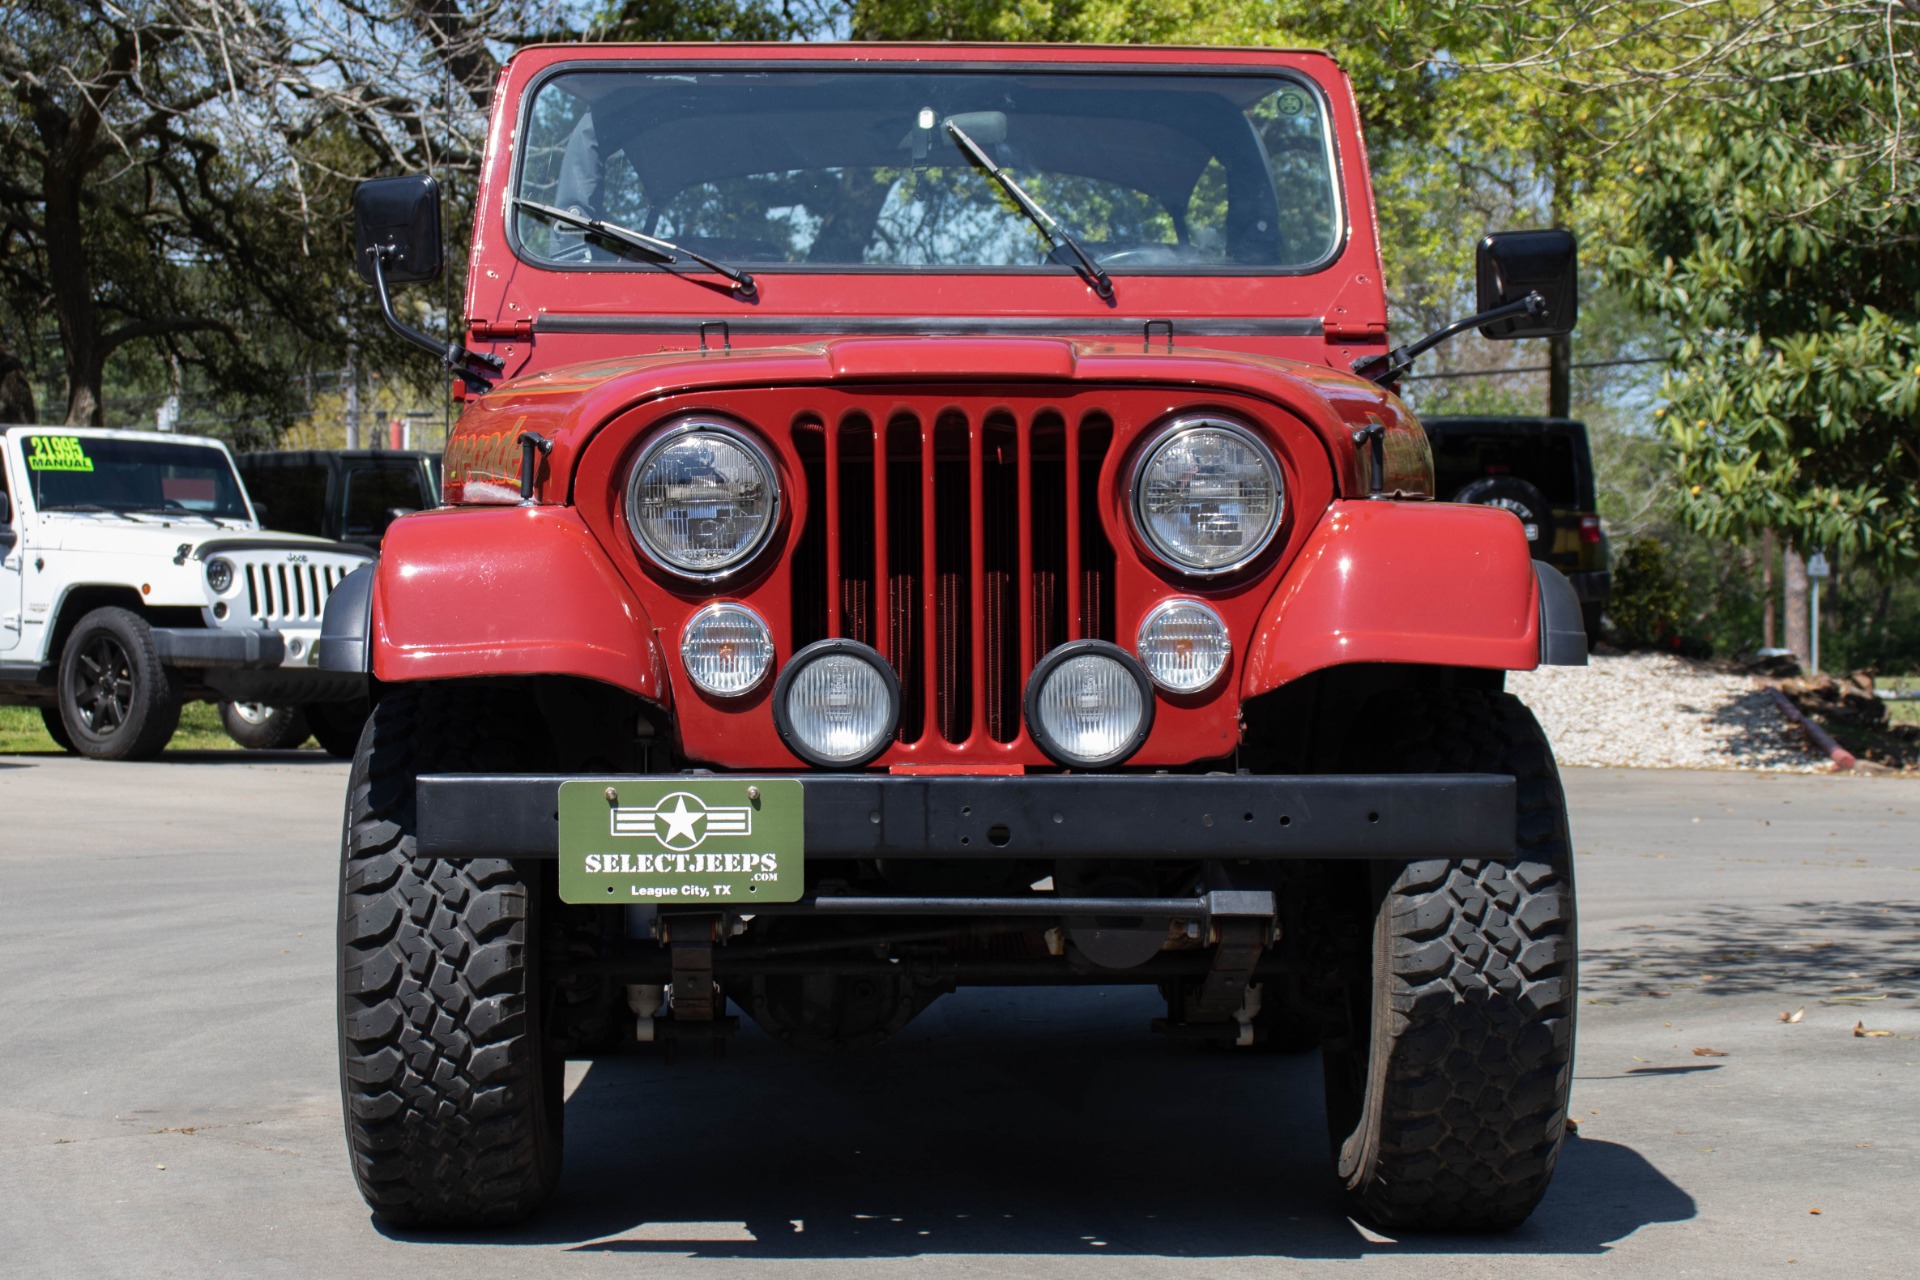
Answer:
26 436 94 472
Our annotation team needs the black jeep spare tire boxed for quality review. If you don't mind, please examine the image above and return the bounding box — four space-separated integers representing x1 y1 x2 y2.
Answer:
56 606 181 760
1323 687 1577 1232
220 701 311 750
337 684 563 1227
1450 476 1556 559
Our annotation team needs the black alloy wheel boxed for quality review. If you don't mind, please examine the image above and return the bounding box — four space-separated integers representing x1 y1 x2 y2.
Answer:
56 606 181 760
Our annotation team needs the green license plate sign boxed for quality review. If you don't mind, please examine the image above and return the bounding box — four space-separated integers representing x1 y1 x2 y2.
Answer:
558 778 804 905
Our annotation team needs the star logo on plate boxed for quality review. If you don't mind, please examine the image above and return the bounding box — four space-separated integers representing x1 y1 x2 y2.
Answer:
609 791 752 850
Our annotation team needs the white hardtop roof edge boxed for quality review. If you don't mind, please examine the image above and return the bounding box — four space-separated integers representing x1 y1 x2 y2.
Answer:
1 424 235 451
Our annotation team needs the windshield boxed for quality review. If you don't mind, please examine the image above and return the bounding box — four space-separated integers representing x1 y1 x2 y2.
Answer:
512 69 1341 273
22 434 252 520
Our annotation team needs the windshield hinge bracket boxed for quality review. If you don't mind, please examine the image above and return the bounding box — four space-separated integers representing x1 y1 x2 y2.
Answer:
698 321 731 353
1143 319 1174 353
471 318 534 343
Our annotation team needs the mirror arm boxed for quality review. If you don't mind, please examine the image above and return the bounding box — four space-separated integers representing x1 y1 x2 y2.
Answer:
367 248 504 393
1351 292 1547 386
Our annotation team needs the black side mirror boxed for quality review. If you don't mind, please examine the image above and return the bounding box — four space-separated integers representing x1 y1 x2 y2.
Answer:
351 175 501 391
250 502 270 525
1476 230 1578 339
353 175 444 286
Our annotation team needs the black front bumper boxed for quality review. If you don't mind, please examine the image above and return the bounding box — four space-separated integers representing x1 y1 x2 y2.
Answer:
416 773 1516 862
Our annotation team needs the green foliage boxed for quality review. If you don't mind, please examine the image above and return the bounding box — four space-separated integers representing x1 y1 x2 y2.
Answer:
1608 537 1706 654
1608 30 1920 570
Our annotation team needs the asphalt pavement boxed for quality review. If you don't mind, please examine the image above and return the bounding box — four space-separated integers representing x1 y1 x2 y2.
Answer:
2 750 1916 1277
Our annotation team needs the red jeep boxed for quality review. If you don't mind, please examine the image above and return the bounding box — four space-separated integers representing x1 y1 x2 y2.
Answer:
326 42 1588 1233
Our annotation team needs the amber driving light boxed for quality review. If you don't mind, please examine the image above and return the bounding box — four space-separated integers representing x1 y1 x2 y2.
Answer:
626 418 780 580
1136 598 1230 693
680 602 775 696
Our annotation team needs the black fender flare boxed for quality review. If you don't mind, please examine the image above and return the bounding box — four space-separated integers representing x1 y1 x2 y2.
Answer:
317 562 375 674
1535 562 1588 666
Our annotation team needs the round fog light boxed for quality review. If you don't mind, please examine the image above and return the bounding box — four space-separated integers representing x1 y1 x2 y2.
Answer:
680 602 775 696
1136 599 1230 693
773 640 900 768
1024 641 1154 768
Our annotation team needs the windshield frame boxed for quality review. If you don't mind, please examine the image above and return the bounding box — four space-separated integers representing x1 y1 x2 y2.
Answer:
14 431 258 523
504 59 1350 281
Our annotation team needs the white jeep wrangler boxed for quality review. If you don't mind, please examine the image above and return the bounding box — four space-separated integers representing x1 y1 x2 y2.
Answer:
0 426 374 760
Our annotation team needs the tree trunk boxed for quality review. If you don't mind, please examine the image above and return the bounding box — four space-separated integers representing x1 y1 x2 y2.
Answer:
1546 136 1572 420
0 340 35 424
1782 544 1810 665
1761 527 1776 649
42 162 105 426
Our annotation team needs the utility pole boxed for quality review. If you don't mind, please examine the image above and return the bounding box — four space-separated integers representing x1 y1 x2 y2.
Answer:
1761 528 1776 649
345 343 361 450
1805 552 1830 675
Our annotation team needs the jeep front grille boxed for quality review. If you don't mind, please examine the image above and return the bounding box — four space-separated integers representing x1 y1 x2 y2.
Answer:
243 560 352 624
789 406 1116 749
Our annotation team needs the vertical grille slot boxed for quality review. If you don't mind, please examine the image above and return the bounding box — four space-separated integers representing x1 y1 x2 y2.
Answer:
887 414 925 743
245 565 262 619
1078 413 1117 645
1028 411 1068 661
933 412 972 745
981 411 1020 742
835 417 875 649
788 418 829 653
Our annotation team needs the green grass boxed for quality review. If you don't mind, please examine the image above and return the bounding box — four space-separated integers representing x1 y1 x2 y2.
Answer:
1881 675 1920 727
0 701 296 754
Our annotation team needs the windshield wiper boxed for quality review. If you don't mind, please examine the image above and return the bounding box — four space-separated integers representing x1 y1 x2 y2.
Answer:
514 199 756 298
944 120 1114 301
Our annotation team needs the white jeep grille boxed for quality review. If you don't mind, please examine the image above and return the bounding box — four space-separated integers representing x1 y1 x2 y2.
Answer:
241 559 355 624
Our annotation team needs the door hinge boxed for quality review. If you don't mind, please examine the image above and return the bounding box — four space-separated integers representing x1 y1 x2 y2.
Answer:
470 317 535 342
1323 318 1388 342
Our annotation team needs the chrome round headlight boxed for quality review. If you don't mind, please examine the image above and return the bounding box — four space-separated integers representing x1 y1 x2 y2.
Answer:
680 602 775 697
1131 417 1284 575
773 640 900 768
1136 598 1230 693
1024 640 1154 768
626 419 779 579
205 558 234 594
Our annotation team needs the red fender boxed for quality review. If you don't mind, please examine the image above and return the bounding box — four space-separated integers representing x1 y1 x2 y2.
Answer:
370 505 666 700
1242 501 1542 696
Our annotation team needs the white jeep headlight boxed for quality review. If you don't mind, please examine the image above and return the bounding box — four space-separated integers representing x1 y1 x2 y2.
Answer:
626 418 779 579
1131 416 1284 575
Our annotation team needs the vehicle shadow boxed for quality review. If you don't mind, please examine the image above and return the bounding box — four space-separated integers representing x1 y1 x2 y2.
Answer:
1584 900 1920 1002
151 749 346 766
376 987 1695 1259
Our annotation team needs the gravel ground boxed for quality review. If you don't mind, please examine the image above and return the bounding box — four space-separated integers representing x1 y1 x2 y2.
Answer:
1508 650 1828 772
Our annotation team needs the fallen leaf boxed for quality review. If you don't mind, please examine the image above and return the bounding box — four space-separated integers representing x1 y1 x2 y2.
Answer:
1692 1047 1728 1057
1632 1055 1651 1062
1857 1142 1873 1148
1853 1021 1894 1038
155 1164 166 1171
1647 989 1672 998
1782 1009 1805 1023
1564 1116 1579 1132
1810 1208 1822 1215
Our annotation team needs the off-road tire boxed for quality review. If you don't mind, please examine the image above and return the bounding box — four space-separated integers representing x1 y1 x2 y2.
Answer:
220 701 311 751
1324 687 1576 1232
40 706 77 754
310 699 369 759
337 683 563 1227
56 607 181 760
